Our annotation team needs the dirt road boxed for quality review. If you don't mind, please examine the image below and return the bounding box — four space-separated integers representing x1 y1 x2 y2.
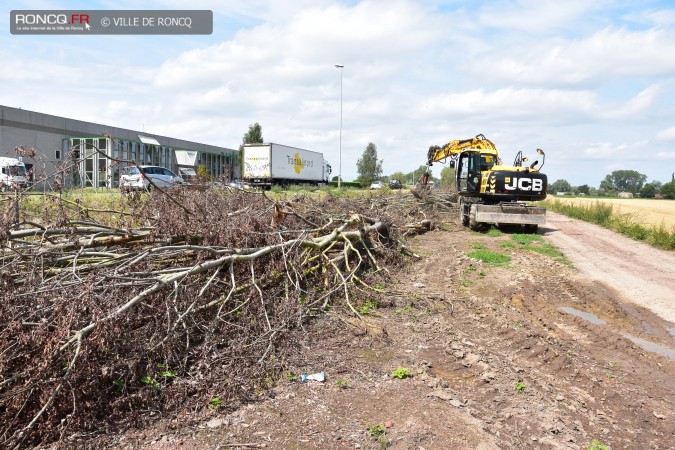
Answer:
542 212 675 324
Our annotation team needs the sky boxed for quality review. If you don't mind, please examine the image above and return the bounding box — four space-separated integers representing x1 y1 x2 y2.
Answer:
2 0 675 187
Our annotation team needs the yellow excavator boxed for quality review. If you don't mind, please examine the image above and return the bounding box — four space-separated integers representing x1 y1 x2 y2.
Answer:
425 134 547 232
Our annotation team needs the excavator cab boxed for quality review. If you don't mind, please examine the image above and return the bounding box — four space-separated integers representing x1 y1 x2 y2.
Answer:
456 151 483 194
481 154 495 171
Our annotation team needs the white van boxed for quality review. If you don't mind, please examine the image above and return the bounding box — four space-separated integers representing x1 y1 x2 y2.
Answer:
0 157 29 191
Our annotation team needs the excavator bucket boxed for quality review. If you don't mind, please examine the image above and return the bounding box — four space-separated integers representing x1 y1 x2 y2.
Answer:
474 204 546 225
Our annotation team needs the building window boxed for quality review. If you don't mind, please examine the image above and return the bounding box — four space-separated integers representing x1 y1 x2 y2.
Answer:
55 149 61 160
71 139 81 158
85 139 95 156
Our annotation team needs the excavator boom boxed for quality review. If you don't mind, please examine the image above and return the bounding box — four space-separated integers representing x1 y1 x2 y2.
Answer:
427 134 500 166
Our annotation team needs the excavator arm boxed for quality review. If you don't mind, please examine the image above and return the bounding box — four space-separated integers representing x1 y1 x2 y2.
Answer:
427 134 501 166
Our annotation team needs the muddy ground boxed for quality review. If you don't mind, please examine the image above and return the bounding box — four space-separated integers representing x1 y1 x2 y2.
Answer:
93 214 674 450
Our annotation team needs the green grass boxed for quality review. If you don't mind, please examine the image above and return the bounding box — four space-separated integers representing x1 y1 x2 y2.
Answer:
511 233 570 265
544 199 675 251
486 227 504 237
287 184 318 192
270 184 321 193
588 439 610 450
368 423 385 436
17 188 142 228
395 304 415 315
546 199 614 224
511 233 542 245
390 367 410 379
467 249 511 266
355 300 378 315
336 378 351 388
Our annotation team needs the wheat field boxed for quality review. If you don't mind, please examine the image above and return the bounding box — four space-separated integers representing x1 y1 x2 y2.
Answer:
546 197 675 228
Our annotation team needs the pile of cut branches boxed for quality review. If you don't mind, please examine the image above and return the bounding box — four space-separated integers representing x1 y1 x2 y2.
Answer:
0 187 432 448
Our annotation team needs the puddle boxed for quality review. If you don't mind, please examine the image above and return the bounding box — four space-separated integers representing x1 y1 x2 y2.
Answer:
618 302 659 336
621 333 675 361
640 321 658 335
668 327 675 339
559 306 675 361
559 306 606 325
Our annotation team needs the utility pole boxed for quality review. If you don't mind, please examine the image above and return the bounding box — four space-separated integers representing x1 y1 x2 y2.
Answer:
335 64 344 188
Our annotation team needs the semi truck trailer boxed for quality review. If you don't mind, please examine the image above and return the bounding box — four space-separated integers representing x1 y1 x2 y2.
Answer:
242 143 331 189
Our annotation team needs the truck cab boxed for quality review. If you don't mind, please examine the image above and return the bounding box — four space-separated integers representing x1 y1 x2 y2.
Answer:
323 162 332 184
0 157 29 191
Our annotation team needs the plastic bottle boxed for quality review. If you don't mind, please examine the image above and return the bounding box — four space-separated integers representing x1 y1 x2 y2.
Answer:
301 372 325 382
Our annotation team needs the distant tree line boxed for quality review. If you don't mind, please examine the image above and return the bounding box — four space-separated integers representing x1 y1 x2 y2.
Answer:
550 170 675 199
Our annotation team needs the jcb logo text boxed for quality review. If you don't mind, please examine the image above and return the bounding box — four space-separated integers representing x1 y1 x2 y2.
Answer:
504 178 543 191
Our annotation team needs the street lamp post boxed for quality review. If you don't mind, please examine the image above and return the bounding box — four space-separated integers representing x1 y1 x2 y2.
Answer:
335 64 344 188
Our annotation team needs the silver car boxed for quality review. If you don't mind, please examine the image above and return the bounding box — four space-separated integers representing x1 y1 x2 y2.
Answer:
120 165 184 191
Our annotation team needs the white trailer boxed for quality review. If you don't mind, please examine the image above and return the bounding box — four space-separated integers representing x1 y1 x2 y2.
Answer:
242 143 331 188
0 157 29 191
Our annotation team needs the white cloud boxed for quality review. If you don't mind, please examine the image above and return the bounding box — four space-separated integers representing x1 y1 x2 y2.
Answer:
414 85 660 124
656 151 675 159
623 9 675 27
0 49 83 83
477 0 613 32
154 1 439 91
583 142 622 159
415 87 597 123
472 27 675 86
598 85 660 120
582 140 649 159
656 125 675 141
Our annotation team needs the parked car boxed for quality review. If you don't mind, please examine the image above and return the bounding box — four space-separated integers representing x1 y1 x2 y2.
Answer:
120 165 184 191
370 180 384 190
388 179 402 189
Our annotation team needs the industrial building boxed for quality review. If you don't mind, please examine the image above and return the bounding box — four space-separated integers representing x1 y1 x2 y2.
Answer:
0 105 238 188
